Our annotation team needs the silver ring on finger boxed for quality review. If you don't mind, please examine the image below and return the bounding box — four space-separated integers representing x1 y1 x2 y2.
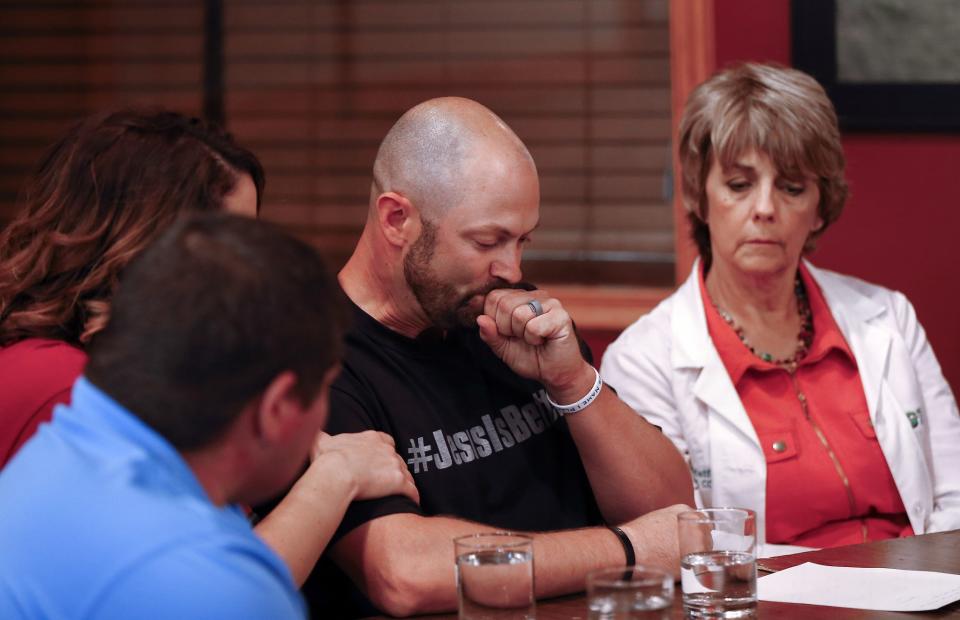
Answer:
526 299 544 317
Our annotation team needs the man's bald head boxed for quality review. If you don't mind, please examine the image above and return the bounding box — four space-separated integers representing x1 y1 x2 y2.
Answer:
371 97 535 220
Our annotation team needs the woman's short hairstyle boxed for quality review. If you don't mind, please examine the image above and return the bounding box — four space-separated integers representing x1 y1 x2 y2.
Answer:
0 109 264 346
678 63 849 265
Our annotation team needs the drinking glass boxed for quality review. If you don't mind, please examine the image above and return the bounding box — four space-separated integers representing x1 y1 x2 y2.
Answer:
586 566 673 619
455 532 535 619
677 508 757 618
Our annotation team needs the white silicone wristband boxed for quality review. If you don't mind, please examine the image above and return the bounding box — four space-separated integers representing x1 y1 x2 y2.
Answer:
546 366 603 416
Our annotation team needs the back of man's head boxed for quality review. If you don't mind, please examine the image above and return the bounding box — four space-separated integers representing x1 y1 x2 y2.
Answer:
85 212 346 451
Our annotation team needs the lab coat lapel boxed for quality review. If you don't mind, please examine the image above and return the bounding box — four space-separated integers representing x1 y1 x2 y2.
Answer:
671 263 760 445
806 261 891 423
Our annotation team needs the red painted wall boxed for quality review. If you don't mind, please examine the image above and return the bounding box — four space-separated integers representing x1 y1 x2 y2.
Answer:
712 0 960 393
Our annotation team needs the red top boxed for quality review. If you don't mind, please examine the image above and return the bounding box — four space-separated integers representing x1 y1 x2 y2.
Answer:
0 338 87 468
701 265 912 548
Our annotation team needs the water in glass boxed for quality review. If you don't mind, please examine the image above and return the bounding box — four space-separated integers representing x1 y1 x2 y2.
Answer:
681 550 757 618
588 590 672 619
457 548 534 619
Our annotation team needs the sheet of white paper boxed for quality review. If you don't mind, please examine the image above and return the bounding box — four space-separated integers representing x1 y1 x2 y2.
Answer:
759 543 816 558
758 562 960 611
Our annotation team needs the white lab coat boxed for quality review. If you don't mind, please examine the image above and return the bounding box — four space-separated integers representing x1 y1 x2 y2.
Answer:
600 261 960 545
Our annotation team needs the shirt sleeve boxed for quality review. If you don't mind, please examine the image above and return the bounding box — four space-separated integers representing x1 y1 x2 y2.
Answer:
325 376 422 545
88 542 306 620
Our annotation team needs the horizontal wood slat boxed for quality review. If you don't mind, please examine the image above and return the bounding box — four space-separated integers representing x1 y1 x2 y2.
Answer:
0 33 203 59
224 1 667 30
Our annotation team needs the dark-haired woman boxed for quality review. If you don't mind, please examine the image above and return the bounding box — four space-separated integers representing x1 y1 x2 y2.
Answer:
0 109 262 467
0 109 419 592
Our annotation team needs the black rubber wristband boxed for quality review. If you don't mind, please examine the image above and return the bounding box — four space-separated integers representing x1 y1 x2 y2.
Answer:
608 525 636 567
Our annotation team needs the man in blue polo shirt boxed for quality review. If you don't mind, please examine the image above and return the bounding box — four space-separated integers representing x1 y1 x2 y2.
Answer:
0 214 412 618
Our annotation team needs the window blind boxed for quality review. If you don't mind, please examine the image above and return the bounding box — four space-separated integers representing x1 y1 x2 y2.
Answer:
0 1 204 227
223 0 674 284
0 0 673 285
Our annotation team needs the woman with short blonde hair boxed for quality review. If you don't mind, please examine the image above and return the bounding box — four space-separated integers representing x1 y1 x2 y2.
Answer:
602 62 960 553
678 63 848 264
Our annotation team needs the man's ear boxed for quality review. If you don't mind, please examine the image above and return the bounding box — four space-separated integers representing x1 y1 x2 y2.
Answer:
376 191 420 248
254 370 302 444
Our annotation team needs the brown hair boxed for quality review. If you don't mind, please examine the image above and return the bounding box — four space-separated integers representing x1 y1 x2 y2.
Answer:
677 63 848 265
0 109 264 346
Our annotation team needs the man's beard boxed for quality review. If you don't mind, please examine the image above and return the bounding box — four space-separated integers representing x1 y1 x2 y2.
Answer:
403 219 510 330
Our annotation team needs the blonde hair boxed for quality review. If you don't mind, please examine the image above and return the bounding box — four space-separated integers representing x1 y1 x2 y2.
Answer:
677 63 848 263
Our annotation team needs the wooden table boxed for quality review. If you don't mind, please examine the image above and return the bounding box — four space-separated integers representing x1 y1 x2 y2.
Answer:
389 530 960 619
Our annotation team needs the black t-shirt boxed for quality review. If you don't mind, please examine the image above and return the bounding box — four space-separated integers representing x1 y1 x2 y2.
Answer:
303 301 603 616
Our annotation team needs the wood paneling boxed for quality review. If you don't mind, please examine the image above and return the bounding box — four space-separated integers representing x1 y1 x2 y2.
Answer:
669 0 715 280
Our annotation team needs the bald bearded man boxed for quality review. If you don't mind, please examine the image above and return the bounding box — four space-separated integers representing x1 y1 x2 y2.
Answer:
313 98 693 616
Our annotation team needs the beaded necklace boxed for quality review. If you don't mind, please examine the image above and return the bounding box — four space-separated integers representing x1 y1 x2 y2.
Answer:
713 276 814 371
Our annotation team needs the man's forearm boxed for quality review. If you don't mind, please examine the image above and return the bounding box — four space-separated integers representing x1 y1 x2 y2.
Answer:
332 513 631 617
565 386 694 523
532 525 629 596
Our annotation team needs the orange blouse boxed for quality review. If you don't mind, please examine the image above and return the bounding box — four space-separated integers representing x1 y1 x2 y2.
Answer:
701 264 912 548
